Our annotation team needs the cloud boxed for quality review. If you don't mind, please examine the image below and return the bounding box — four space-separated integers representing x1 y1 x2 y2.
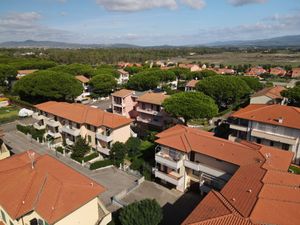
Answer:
228 0 267 6
181 0 206 9
95 0 206 11
0 12 74 42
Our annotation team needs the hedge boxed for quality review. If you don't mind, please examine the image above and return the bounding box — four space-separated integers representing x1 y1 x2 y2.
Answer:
7 96 34 109
83 152 99 162
55 146 64 154
90 160 112 170
16 124 45 143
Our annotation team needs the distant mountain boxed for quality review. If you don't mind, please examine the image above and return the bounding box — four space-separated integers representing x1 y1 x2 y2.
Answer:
206 35 300 47
0 40 141 49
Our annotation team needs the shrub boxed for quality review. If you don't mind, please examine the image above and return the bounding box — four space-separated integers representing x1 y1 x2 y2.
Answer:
90 160 113 170
130 158 143 171
119 199 163 225
83 152 99 162
55 146 64 154
16 124 45 142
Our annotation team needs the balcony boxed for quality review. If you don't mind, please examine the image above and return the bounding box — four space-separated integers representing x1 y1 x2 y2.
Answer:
61 125 80 137
251 129 297 145
96 132 113 142
155 151 183 169
97 145 110 155
112 101 125 108
229 124 248 132
33 123 46 130
136 107 159 115
47 131 61 139
154 169 184 186
45 119 60 127
66 138 75 146
184 160 232 181
32 112 45 121
136 116 164 127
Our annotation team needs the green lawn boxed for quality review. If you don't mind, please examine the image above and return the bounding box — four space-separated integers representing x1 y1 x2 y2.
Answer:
289 165 300 174
0 105 20 124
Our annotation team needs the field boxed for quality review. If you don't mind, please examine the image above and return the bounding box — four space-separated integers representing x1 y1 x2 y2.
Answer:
179 51 300 66
0 105 20 124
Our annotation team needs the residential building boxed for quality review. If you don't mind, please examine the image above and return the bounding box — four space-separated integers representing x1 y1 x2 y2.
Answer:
250 86 286 105
16 70 38 79
185 80 199 92
116 69 129 85
154 125 298 225
111 89 138 118
136 92 172 129
245 66 267 76
33 101 132 156
228 104 300 164
0 151 111 225
269 67 287 76
216 68 235 75
75 75 90 103
290 67 300 78
178 64 201 72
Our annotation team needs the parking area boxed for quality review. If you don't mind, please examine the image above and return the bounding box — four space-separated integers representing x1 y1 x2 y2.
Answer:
88 97 112 111
88 167 138 206
122 180 182 207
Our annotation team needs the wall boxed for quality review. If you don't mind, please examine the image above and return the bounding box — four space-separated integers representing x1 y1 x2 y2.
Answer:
54 198 100 225
0 143 10 160
111 125 131 144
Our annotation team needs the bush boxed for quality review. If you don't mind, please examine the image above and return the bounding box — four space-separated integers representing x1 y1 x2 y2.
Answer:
119 199 163 225
56 146 64 154
16 124 45 142
83 152 99 162
90 160 113 170
130 158 144 171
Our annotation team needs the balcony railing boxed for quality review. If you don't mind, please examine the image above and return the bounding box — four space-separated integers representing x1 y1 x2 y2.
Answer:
65 138 75 146
184 160 232 181
96 133 113 142
33 123 46 130
229 124 248 132
47 131 61 139
97 145 110 155
136 107 159 115
251 129 297 145
154 169 184 186
32 112 45 121
61 125 80 137
155 151 183 169
45 119 60 127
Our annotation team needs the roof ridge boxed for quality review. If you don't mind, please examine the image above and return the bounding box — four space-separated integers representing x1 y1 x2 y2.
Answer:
32 173 48 210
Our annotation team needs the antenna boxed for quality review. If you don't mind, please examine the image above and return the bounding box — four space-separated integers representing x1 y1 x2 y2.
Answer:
27 151 36 169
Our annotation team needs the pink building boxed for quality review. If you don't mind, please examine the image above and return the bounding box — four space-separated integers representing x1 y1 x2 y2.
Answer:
111 89 138 118
136 92 172 129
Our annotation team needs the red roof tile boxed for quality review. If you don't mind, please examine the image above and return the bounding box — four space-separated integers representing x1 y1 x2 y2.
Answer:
186 80 199 88
251 86 285 99
35 101 132 129
230 104 300 130
75 75 90 83
112 89 134 98
137 92 169 105
0 152 104 224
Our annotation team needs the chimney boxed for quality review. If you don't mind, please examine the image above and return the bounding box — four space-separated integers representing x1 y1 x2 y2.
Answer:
278 117 283 123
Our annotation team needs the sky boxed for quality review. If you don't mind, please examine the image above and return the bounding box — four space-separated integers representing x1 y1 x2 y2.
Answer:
0 0 300 46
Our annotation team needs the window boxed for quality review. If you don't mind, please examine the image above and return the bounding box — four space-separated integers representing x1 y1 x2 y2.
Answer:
256 138 261 144
88 135 92 143
38 219 44 225
192 170 201 177
142 103 146 110
1 210 6 223
87 124 91 130
282 143 290 151
270 141 274 146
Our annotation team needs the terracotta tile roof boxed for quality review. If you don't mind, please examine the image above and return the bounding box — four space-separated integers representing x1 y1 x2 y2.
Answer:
269 67 286 76
0 151 104 224
112 89 134 98
117 69 129 75
75 75 90 83
137 92 169 105
35 101 132 129
230 104 300 130
291 68 300 78
17 70 38 75
251 86 286 99
0 222 4 225
156 125 265 166
156 125 296 225
186 80 199 88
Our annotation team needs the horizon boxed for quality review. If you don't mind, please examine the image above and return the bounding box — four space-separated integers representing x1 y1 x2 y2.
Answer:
0 0 300 46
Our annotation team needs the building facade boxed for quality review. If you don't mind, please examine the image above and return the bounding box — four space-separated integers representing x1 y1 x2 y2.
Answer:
228 104 300 164
33 101 132 156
